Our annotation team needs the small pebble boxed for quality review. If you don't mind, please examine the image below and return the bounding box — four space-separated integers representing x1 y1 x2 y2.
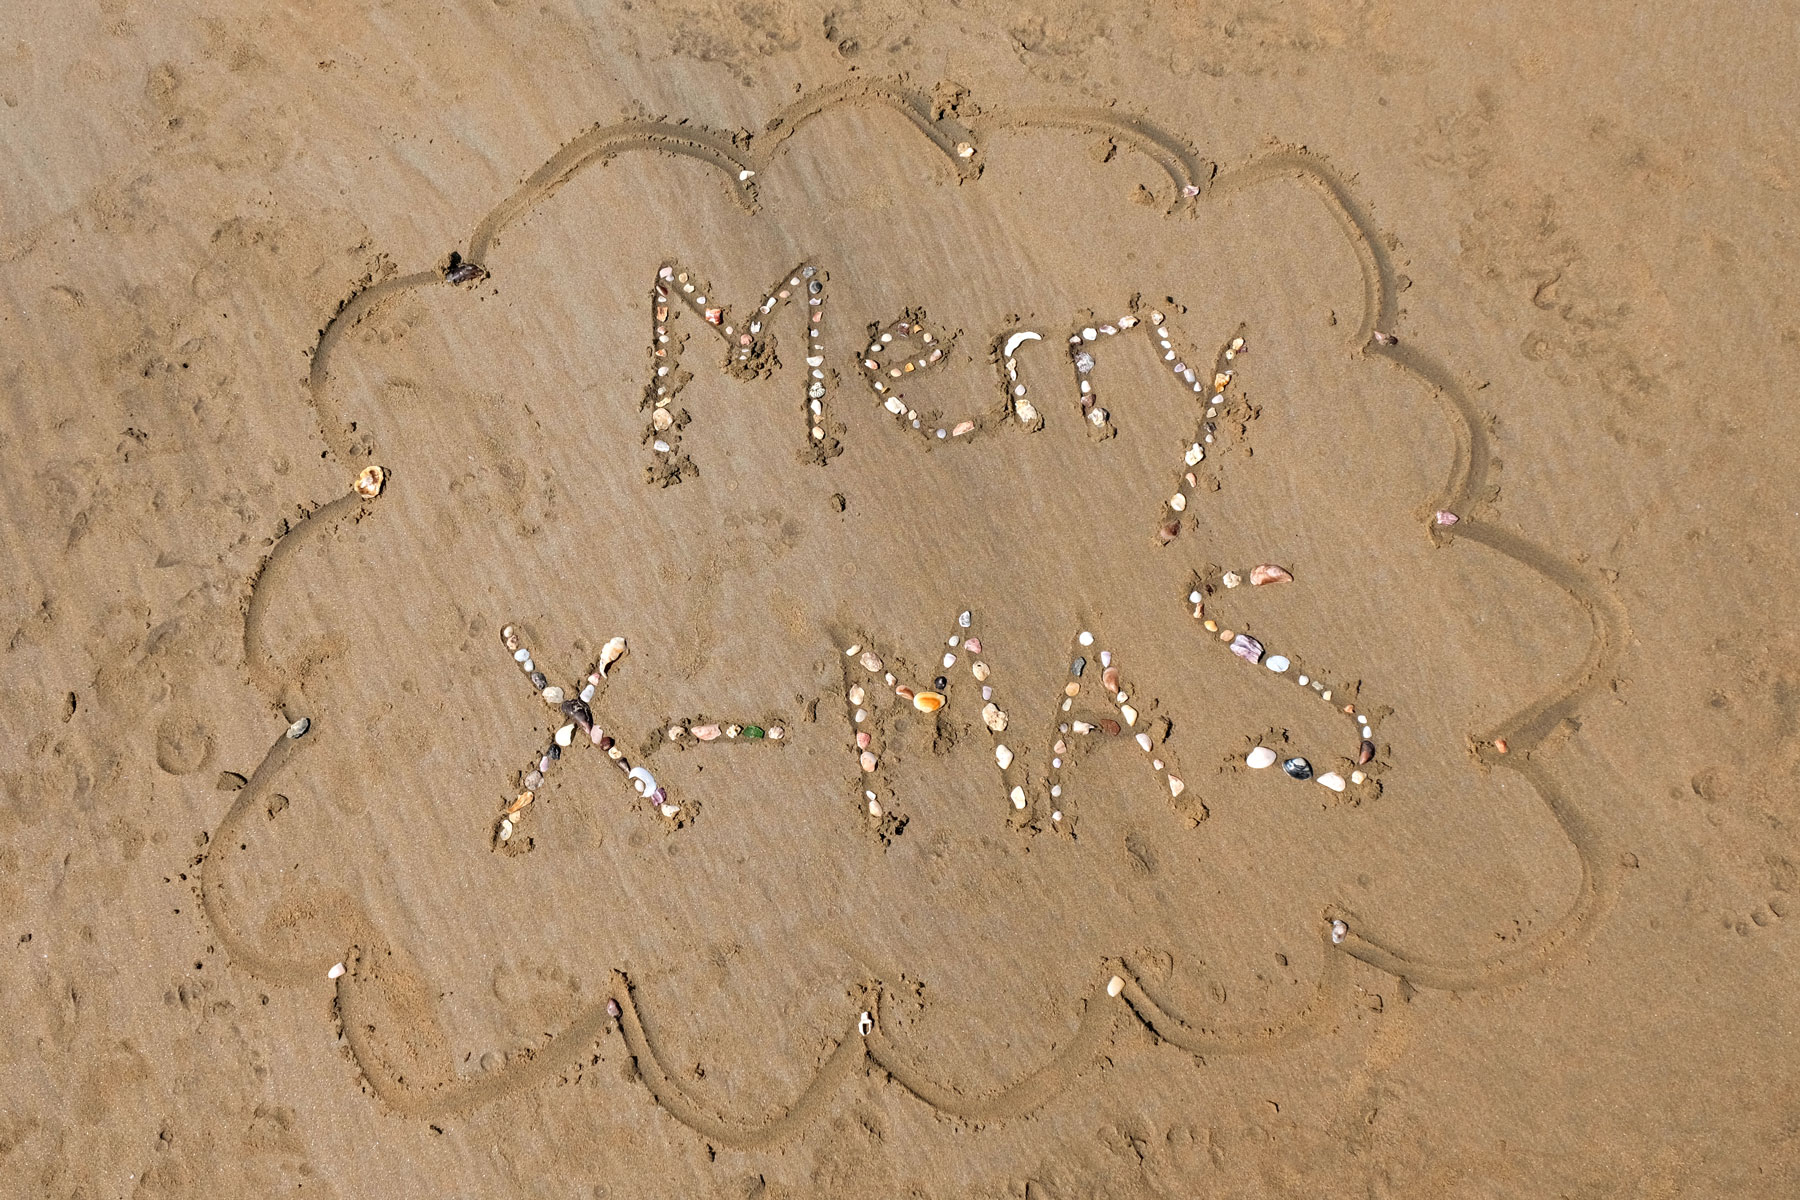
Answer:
1072 657 1086 676
1282 757 1313 780
1078 631 1094 646
860 651 883 673
972 662 991 681
1350 770 1366 785
530 671 548 690
1135 732 1153 752
868 798 883 817
1098 719 1121 736
1246 746 1277 769
1222 571 1242 589
982 703 1007 733
607 998 622 1019
1106 975 1125 997
286 717 311 740
1436 510 1459 526
995 744 1014 770
768 727 783 740
1010 786 1026 809
694 724 722 741
934 675 948 690
1168 776 1185 798
542 686 565 705
1317 771 1346 792
1330 920 1348 945
964 638 981 654
328 962 346 980
514 649 531 664
1119 704 1137 726
860 750 878 773
1266 655 1290 673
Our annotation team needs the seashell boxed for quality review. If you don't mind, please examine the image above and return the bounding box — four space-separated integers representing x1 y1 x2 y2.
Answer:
868 798 883 817
982 703 1008 733
857 730 870 749
1281 757 1313 780
354 465 386 499
849 685 865 705
1317 771 1346 792
499 819 513 841
599 636 628 676
914 691 945 713
1158 520 1181 544
1106 975 1125 997
1010 786 1026 809
286 717 311 740
1222 571 1242 588
725 724 742 738
1495 737 1508 754
589 725 604 745
1119 704 1137 726
1435 510 1459 526
768 726 784 740
895 685 914 701
1072 721 1092 733
1167 775 1185 797
860 651 883 673
845 644 861 656
1003 331 1041 357
1102 665 1120 692
995 744 1014 770
964 637 981 654
1064 682 1079 697
542 686 565 705
1265 655 1290 673
694 723 721 741
1331 919 1348 945
1185 443 1204 466
1135 732 1153 752
1351 770 1366 785
952 420 974 436
1230 634 1264 664
554 723 575 748
1359 740 1375 764
651 408 673 432
1250 564 1292 586
860 750 878 773
1246 746 1277 769
971 661 991 681
627 766 657 796
659 802 680 818
1170 493 1187 513
942 652 956 668
859 1011 873 1036
525 770 543 789
328 962 347 980
1373 330 1397 345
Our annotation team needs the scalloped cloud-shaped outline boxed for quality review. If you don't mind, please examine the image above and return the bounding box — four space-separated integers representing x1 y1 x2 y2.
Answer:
205 80 1628 1140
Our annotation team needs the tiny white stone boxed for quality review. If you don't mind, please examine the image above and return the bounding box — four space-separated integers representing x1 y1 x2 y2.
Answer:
542 686 565 705
1135 732 1153 752
845 644 861 656
328 962 346 980
1247 746 1278 769
1318 771 1346 792
1297 675 1309 686
1120 704 1138 726
579 684 596 703
943 653 956 668
1010 786 1026 809
659 802 680 818
1106 975 1125 997
868 798 883 817
1078 631 1094 646
995 744 1014 770
1351 770 1366 785
1100 651 1111 667
514 648 531 663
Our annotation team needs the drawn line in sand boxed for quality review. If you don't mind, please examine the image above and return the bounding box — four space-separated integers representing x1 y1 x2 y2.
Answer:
223 81 1628 1139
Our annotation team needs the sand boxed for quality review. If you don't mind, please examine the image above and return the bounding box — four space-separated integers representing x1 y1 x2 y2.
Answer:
3 2 1798 1195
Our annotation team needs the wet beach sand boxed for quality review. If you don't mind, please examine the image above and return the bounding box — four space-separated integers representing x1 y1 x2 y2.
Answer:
2 2 1798 1196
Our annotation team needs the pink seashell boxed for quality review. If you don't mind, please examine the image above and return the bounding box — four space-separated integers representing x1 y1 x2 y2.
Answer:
1230 633 1264 664
964 638 981 654
1435 510 1459 526
1250 564 1292 586
857 731 871 749
693 723 722 742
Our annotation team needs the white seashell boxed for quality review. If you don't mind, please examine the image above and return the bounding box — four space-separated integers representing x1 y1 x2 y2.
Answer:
1246 746 1277 769
1223 572 1242 588
943 653 956 668
1185 444 1204 466
1331 919 1348 945
1168 776 1185 797
1351 770 1366 785
971 662 990 681
1120 704 1138 726
860 750 878 773
1010 786 1026 809
328 962 346 980
1072 721 1092 734
1318 772 1346 792
845 644 861 656
1003 331 1042 357
859 1011 873 1036
499 819 513 840
767 727 783 740
995 744 1014 770
1136 732 1153 752
599 636 628 676
514 648 531 663
959 611 972 627
555 723 575 748
659 803 680 818
286 717 311 740
1266 655 1291 673
627 766 657 796
1016 400 1038 422
1107 975 1125 997
860 650 883 673
868 798 883 817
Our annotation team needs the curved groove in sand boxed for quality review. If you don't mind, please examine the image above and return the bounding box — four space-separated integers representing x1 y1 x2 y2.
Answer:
987 105 1210 215
216 80 1629 1138
243 490 369 707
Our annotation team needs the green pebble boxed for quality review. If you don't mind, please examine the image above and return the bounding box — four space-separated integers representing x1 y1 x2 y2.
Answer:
743 725 765 739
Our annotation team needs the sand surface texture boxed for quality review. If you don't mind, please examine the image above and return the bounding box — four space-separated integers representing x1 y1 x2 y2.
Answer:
3 2 1798 1196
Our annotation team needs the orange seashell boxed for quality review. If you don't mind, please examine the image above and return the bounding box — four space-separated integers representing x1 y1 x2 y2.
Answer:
1250 564 1292 586
913 691 945 713
353 465 386 499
